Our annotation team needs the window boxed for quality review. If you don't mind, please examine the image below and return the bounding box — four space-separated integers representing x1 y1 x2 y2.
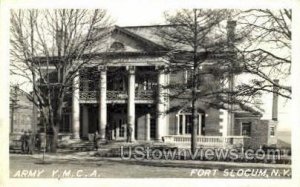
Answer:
110 42 125 51
177 107 206 135
270 126 275 136
120 126 125 137
60 114 71 133
185 69 193 89
185 115 192 134
150 118 156 139
119 119 125 137
178 112 205 135
141 77 157 90
241 122 251 136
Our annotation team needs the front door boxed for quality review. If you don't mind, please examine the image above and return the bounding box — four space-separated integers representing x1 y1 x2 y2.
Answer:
150 117 156 139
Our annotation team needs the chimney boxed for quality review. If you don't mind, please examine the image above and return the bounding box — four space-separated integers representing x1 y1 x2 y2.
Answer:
227 20 237 48
272 79 279 121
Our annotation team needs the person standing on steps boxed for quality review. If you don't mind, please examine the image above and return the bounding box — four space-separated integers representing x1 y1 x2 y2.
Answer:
20 130 26 154
24 131 30 154
94 131 100 151
127 126 133 143
35 129 41 153
27 130 35 155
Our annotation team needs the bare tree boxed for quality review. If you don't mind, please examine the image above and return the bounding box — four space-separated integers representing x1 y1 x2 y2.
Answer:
158 9 292 153
233 9 291 100
158 9 233 154
10 9 111 152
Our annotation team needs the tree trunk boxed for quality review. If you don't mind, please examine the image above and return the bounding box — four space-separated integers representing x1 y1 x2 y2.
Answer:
49 96 64 153
191 62 198 154
49 126 58 153
191 92 197 154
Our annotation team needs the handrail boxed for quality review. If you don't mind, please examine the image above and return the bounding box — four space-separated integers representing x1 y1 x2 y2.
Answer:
163 135 250 148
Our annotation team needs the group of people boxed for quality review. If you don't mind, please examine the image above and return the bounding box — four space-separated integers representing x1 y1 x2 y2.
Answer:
20 125 134 153
20 130 43 154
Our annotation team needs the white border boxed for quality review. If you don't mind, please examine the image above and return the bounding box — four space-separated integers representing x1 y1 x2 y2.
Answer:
1 0 299 186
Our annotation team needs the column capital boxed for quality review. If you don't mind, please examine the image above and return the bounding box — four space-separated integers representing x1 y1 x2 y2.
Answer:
126 66 135 74
98 66 107 72
155 65 168 72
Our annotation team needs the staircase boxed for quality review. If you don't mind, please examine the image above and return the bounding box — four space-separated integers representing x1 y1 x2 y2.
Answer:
58 139 178 156
58 139 95 152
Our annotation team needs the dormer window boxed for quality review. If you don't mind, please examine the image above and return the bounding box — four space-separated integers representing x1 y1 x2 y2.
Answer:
110 42 125 51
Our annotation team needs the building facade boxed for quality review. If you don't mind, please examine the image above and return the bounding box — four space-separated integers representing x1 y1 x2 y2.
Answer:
39 22 278 149
10 86 35 133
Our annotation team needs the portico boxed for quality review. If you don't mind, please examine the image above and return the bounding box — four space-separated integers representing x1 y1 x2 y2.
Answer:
72 64 168 141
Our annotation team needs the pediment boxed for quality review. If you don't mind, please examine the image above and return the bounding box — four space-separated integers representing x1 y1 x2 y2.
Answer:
93 26 166 54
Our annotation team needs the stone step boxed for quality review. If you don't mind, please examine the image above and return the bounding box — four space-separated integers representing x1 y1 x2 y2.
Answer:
58 140 176 153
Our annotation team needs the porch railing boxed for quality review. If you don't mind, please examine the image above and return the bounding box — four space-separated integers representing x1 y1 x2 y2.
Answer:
163 135 250 149
79 90 155 101
135 90 155 100
107 91 127 100
80 91 98 101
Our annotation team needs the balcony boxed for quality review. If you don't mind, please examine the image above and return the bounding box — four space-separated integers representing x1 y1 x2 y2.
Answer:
135 90 155 100
79 90 155 103
163 135 251 149
79 91 98 103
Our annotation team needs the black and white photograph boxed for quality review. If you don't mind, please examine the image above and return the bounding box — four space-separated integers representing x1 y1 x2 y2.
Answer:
0 0 299 186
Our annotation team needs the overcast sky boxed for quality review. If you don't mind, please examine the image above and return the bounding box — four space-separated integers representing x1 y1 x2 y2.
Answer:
106 4 165 26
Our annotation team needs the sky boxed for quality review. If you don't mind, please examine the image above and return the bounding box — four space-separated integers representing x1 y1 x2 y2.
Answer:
105 3 166 26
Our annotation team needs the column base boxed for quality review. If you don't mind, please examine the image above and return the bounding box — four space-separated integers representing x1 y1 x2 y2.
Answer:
125 141 136 144
71 134 80 139
99 138 107 143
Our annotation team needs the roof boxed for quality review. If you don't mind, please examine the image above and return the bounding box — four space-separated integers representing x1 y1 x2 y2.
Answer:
114 25 167 51
123 25 172 47
122 24 227 51
233 103 264 117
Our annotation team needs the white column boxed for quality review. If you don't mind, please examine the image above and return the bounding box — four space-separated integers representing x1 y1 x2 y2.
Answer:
156 67 166 141
99 67 107 140
182 115 186 135
116 122 120 140
82 105 89 138
198 114 202 135
145 113 151 141
72 73 80 139
220 109 230 137
124 123 127 139
111 127 115 140
127 66 135 141
176 115 180 135
227 110 234 136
